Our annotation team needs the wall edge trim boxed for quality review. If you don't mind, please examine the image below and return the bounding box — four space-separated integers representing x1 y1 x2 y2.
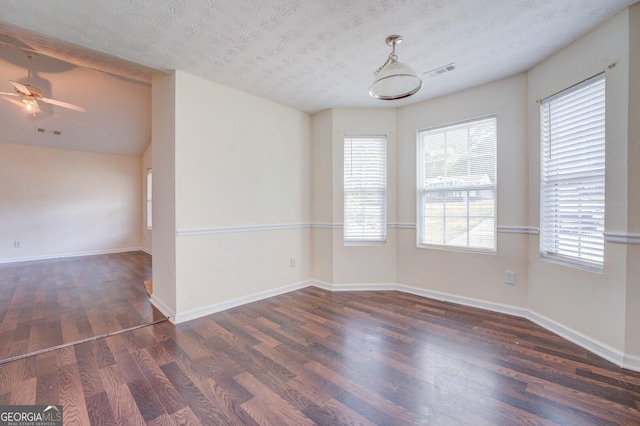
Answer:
176 223 312 236
603 232 640 244
497 226 540 234
176 222 422 236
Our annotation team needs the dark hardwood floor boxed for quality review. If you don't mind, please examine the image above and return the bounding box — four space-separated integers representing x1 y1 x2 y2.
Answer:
1 282 639 425
0 251 161 363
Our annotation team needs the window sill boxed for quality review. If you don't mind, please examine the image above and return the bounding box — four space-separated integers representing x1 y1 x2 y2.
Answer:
540 252 603 274
344 240 387 247
417 243 496 255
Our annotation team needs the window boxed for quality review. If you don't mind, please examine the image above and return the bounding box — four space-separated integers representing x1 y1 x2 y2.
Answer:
540 73 605 271
417 116 496 251
146 168 152 229
344 135 387 244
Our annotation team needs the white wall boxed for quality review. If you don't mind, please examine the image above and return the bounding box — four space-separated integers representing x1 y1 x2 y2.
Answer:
0 141 142 261
172 71 311 318
396 74 530 308
527 9 630 351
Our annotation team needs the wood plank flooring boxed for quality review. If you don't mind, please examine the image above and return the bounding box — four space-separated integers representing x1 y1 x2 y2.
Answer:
0 251 161 363
2 283 640 425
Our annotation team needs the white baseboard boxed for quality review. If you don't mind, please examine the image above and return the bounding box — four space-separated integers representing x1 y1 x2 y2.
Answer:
525 310 626 368
311 280 529 318
152 278 640 372
149 294 177 324
0 247 146 264
623 353 640 371
308 280 639 372
173 280 311 324
141 247 152 255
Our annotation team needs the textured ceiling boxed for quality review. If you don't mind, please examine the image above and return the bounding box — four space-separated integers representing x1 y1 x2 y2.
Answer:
0 1 637 157
0 0 636 115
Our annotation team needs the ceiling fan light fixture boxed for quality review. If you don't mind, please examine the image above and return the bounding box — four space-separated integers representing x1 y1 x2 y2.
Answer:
369 35 422 100
23 98 35 111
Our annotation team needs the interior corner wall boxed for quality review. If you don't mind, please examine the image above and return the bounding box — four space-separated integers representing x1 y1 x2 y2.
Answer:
395 74 530 308
311 109 334 283
172 70 311 318
527 9 630 351
0 141 142 262
151 72 177 318
142 141 152 254
625 2 640 357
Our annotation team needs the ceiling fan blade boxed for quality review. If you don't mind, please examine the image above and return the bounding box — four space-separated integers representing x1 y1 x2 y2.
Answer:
40 97 87 112
32 99 40 113
0 91 20 97
9 80 32 96
1 97 25 108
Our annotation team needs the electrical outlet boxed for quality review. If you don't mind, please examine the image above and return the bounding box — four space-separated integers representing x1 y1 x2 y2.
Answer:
290 258 296 268
504 270 516 285
13 240 21 248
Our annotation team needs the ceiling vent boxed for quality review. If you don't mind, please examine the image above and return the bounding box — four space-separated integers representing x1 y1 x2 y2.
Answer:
35 127 61 135
424 62 456 78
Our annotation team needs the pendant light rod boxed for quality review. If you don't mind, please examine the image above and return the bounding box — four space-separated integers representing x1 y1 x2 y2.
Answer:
374 35 403 76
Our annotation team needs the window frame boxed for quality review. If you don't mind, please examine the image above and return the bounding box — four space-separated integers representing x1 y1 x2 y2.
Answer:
343 134 387 246
416 115 497 253
146 168 152 230
539 73 606 273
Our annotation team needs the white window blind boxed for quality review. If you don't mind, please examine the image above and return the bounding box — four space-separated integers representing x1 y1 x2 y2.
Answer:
417 116 496 251
540 73 605 271
146 168 152 229
344 135 387 244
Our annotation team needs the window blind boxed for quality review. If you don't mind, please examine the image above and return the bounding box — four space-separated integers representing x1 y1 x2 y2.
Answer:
344 135 387 244
540 73 605 271
417 116 496 251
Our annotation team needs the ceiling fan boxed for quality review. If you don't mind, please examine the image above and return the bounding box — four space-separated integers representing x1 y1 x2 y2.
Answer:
0 54 86 115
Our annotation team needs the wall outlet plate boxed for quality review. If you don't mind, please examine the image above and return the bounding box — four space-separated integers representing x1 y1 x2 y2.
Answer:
505 270 516 285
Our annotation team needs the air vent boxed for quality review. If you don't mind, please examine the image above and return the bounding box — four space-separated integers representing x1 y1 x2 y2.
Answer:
35 127 62 136
424 62 457 77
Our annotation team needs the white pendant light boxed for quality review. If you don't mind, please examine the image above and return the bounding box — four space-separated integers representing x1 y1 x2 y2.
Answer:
369 35 422 100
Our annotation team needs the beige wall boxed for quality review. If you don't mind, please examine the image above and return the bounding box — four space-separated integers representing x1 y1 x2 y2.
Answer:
331 108 398 284
311 108 399 285
396 74 530 308
172 71 311 317
0 141 142 261
527 9 630 350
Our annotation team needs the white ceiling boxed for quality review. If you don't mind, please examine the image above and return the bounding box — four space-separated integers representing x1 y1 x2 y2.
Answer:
0 0 637 155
